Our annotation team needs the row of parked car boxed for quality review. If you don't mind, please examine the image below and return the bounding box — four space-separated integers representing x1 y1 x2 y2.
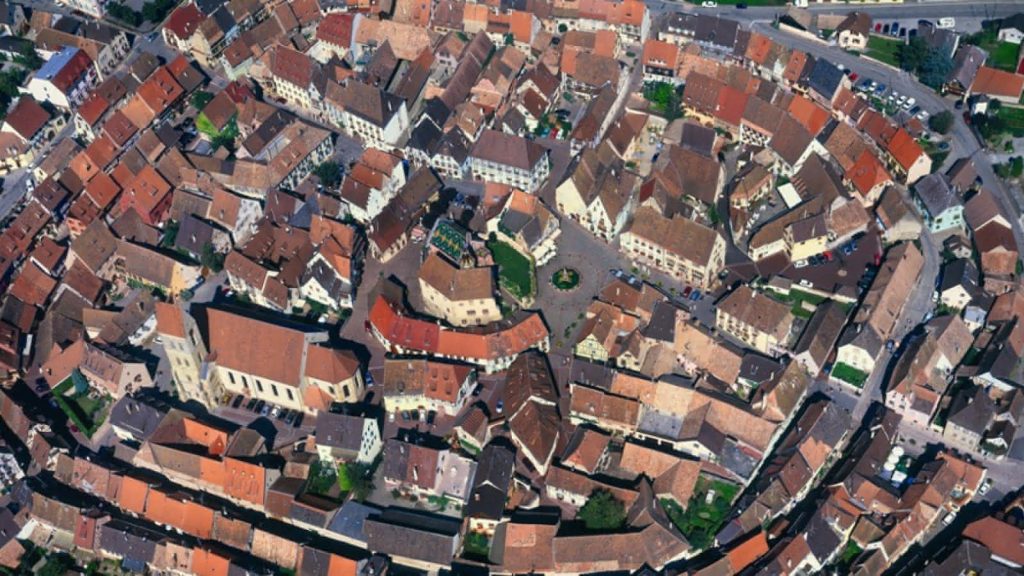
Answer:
230 394 305 427
854 79 930 122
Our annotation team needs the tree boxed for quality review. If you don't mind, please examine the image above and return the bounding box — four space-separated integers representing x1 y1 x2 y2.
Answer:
504 33 515 46
897 37 928 73
200 243 225 273
191 90 214 111
107 2 142 26
918 50 954 90
642 81 683 121
14 44 41 70
339 461 374 501
315 161 343 188
577 489 627 531
558 23 568 33
929 110 954 135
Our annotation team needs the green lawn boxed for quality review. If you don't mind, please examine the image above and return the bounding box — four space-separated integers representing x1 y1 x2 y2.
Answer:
996 106 1024 136
53 372 111 438
866 35 904 67
831 362 869 388
661 476 739 550
965 30 1020 72
767 288 826 319
463 532 491 558
487 239 535 301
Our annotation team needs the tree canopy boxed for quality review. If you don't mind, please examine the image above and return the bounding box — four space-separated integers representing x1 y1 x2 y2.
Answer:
315 161 343 188
928 110 954 135
577 489 627 531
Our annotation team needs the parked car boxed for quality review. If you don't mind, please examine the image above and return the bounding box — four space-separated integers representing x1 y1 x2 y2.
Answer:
683 286 693 297
691 290 702 301
246 398 258 411
496 400 504 414
794 259 809 268
260 404 271 417
701 0 717 6
231 395 244 409
401 410 411 421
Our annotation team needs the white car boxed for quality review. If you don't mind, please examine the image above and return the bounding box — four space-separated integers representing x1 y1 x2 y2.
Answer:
701 1 717 6
917 110 930 121
794 259 809 269
937 17 956 29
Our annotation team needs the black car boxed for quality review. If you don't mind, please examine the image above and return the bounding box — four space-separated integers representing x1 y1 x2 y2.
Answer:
231 395 244 409
254 400 266 414
426 410 437 425
245 398 258 411
736 2 747 7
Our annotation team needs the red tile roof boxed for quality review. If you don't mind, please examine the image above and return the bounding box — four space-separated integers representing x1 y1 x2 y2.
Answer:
316 12 355 46
138 67 184 118
4 98 49 141
715 85 748 127
786 94 830 136
971 66 1024 100
847 149 890 197
165 3 203 40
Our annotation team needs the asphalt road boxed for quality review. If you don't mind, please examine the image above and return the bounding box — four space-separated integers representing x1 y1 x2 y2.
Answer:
648 0 1024 22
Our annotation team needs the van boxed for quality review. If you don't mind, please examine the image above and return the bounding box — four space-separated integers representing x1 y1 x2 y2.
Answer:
937 18 955 29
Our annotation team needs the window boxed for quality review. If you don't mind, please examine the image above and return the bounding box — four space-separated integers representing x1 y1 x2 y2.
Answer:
272 384 279 397
255 380 263 392
287 388 294 401
228 372 235 385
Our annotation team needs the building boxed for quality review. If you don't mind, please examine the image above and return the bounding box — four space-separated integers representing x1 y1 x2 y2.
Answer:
716 286 796 357
835 12 871 51
314 411 382 465
155 303 364 413
53 0 106 18
556 143 638 241
467 130 550 193
324 80 409 150
620 207 726 291
835 242 924 376
368 294 549 373
380 358 476 416
913 173 964 234
417 253 502 327
26 47 97 109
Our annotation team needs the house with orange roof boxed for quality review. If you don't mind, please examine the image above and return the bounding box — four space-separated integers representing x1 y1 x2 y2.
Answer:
156 303 364 413
380 357 476 416
119 164 172 226
846 149 892 206
970 66 1024 103
369 293 549 372
641 39 680 84
564 0 650 44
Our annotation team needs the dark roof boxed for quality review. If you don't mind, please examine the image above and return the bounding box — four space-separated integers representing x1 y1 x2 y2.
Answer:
807 58 844 100
315 411 368 451
363 509 460 566
108 396 166 441
465 442 515 521
939 257 979 294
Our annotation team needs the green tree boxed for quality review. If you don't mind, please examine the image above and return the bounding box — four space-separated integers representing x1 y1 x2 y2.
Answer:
918 50 954 90
315 161 343 188
504 33 515 46
200 243 225 273
339 461 374 501
14 44 41 69
577 489 627 531
142 0 176 23
897 37 928 73
107 3 143 26
558 23 568 33
191 90 214 111
928 110 954 135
